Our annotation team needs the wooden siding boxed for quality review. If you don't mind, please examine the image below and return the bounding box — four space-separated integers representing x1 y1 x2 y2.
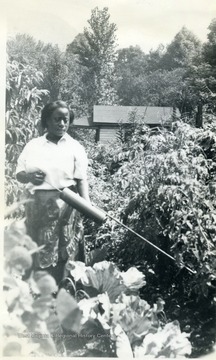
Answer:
99 127 118 143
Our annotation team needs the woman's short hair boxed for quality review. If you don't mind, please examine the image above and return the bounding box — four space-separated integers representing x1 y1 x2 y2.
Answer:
41 101 74 129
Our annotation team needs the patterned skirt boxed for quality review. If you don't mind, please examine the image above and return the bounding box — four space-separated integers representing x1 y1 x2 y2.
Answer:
24 188 86 271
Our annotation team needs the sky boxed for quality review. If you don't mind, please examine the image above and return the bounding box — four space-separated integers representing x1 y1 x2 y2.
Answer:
4 0 216 52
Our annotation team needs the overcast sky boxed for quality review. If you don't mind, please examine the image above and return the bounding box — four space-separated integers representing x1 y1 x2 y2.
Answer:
5 0 216 52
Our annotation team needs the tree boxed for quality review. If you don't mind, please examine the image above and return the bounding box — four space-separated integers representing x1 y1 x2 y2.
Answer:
38 44 67 101
203 18 216 106
177 19 216 123
60 50 89 116
114 29 202 112
141 68 187 108
116 46 147 77
146 44 166 72
67 7 118 114
7 35 66 101
203 18 216 67
115 46 148 105
162 27 202 70
7 34 39 66
66 33 88 56
144 27 209 123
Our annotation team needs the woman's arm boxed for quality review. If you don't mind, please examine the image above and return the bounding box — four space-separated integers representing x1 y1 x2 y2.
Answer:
76 178 91 203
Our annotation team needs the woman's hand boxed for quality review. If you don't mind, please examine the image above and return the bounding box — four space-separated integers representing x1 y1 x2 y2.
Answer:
28 171 46 185
16 171 46 185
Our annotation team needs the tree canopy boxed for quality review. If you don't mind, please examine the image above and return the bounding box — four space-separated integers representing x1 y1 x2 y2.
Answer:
66 7 118 114
6 13 216 121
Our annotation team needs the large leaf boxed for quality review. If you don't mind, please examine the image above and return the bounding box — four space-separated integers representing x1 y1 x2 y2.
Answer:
78 292 111 330
118 294 151 316
112 294 153 344
133 320 192 357
66 261 89 282
6 246 33 273
86 245 108 266
34 272 58 296
30 320 57 356
3 335 40 356
32 295 53 320
111 324 133 358
46 308 63 335
68 261 127 302
3 274 18 290
56 289 82 332
3 311 26 336
97 292 111 326
4 202 29 218
158 320 192 357
78 297 98 324
81 318 107 338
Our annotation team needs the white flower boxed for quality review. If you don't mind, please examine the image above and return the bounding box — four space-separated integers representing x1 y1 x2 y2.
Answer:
67 261 89 283
78 298 97 324
121 267 146 290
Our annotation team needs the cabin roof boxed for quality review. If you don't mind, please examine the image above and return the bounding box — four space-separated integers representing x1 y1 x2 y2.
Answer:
93 105 175 125
73 116 90 127
73 106 179 127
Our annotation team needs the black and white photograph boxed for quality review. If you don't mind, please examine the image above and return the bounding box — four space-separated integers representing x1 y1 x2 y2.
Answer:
3 0 216 357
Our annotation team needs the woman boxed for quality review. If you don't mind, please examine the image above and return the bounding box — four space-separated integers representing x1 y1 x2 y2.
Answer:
16 101 90 284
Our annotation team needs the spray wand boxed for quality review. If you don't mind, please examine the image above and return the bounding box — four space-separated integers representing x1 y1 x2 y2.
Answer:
45 184 196 275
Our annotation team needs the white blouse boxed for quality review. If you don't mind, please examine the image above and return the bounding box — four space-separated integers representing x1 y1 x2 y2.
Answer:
16 133 88 192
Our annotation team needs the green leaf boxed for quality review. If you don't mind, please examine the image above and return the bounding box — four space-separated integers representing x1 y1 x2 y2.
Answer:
86 246 108 266
35 273 57 296
56 289 82 332
68 261 126 302
112 294 153 344
112 324 133 358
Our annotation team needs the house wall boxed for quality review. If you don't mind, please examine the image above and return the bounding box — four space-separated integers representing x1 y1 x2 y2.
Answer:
99 127 118 143
98 124 161 143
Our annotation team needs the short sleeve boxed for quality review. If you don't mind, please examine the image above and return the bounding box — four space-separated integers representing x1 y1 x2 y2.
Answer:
16 143 31 174
73 143 88 180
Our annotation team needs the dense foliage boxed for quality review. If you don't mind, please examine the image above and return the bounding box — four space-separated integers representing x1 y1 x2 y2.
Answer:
5 59 48 206
80 114 216 357
115 24 216 121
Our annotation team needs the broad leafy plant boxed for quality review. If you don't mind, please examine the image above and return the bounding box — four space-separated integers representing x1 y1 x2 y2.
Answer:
3 215 192 357
79 113 216 356
5 59 49 206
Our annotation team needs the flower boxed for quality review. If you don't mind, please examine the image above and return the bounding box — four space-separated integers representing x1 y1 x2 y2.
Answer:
121 267 146 290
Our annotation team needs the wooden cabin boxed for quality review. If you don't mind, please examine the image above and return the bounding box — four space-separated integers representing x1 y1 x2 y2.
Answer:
73 105 179 143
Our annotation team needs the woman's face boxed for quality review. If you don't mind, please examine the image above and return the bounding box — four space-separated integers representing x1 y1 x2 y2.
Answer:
46 107 70 138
